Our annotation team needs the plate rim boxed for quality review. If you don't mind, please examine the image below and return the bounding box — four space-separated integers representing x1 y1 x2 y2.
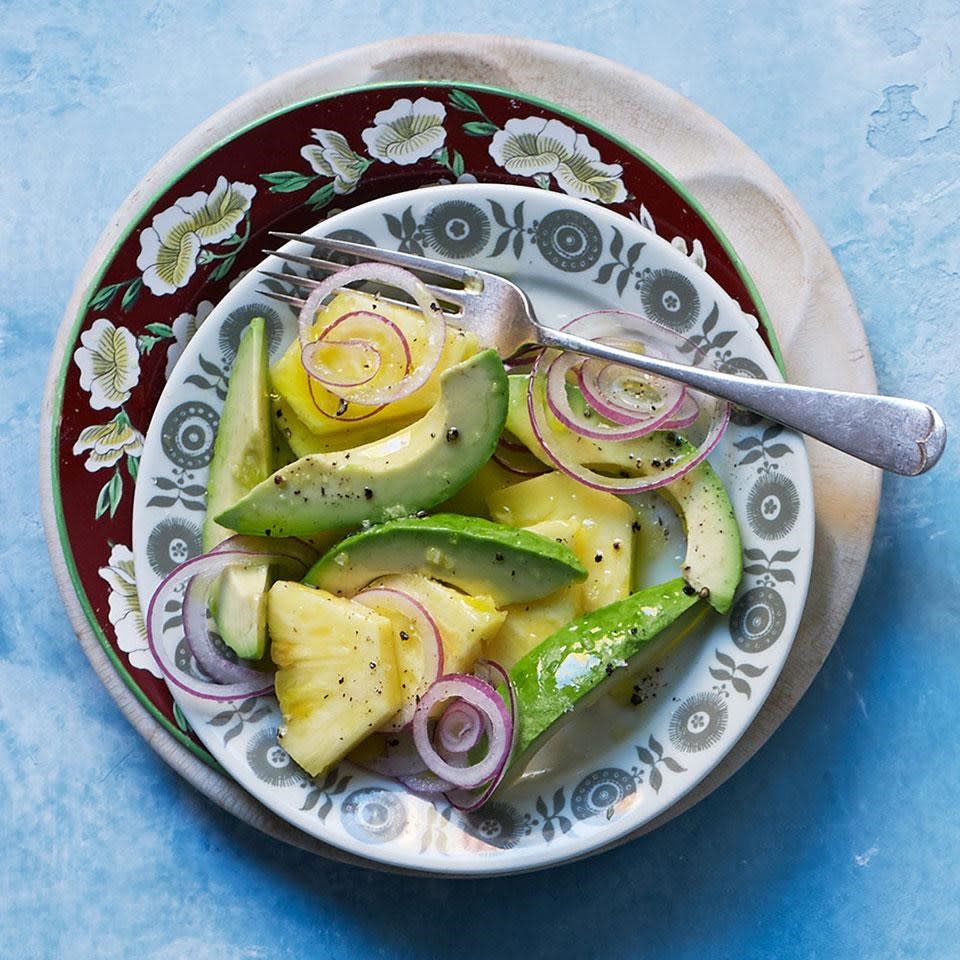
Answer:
42 77 786 767
131 180 815 875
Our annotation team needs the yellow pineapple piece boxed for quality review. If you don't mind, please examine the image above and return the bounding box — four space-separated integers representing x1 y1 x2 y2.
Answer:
371 574 505 675
269 389 419 458
270 289 481 438
484 474 636 667
488 471 635 611
435 459 522 519
483 588 582 670
268 581 401 776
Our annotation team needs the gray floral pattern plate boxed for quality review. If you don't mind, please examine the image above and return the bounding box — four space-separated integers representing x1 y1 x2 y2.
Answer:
132 183 814 874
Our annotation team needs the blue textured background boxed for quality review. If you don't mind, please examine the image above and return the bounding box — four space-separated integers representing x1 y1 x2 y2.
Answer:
3 3 959 958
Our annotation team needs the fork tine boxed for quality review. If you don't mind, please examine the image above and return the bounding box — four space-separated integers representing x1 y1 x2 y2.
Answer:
264 248 350 276
258 268 322 288
261 289 306 308
259 251 469 312
269 231 472 285
257 267 466 315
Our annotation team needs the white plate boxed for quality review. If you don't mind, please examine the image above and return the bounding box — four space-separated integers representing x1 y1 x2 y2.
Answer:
133 183 814 874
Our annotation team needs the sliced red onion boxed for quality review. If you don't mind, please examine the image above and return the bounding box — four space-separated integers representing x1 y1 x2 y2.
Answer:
308 376 386 422
578 353 686 429
303 335 383 388
181 571 267 685
354 585 444 732
545 350 682 442
304 309 410 395
297 262 445 407
436 700 484 754
660 391 700 430
527 310 730 494
529 372 729 494
147 546 309 702
207 533 318 568
411 674 513 790
445 659 518 811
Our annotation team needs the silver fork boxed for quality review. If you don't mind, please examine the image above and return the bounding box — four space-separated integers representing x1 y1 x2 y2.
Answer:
262 232 946 476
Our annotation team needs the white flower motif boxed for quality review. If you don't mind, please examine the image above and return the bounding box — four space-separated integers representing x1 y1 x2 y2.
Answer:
136 204 203 296
74 317 141 409
73 412 144 471
164 299 214 379
136 177 256 295
301 129 369 194
98 544 160 678
489 117 627 204
176 175 256 244
361 97 447 166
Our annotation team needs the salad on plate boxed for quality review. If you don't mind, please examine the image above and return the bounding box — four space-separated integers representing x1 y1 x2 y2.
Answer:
146 256 742 813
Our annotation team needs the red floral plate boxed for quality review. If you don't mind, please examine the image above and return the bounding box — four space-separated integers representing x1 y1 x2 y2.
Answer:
45 81 779 767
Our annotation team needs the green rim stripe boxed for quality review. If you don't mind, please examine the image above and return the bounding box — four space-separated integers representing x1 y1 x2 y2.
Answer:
50 77 785 764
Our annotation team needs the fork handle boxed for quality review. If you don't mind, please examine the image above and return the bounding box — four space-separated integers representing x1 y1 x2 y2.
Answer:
538 328 946 476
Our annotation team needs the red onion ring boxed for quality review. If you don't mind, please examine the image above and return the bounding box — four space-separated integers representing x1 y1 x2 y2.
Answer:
529 372 729 494
307 376 386 422
577 353 686 428
303 336 383 389
436 700 484 754
444 659 518 811
206 533 318 569
303 309 410 395
659 391 700 430
545 350 682 441
146 545 310 702
297 262 445 407
411 674 513 790
182 571 267 685
526 310 730 494
354 585 444 732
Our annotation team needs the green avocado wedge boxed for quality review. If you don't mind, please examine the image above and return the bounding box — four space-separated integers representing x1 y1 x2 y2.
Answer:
203 317 273 551
505 375 742 614
201 317 275 660
304 514 587 606
508 578 701 761
216 350 509 536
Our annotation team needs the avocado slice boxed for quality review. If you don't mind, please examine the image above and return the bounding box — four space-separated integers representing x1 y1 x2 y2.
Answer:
508 578 700 760
202 317 275 659
304 514 587 606
505 375 742 614
215 350 509 536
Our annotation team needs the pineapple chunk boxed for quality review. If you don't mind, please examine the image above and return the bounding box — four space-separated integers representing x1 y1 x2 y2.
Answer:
270 289 481 437
484 475 636 667
483 588 582 670
488 471 635 611
268 581 401 776
481 518 579 668
269 389 418 458
435 459 522 519
371 574 505 675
